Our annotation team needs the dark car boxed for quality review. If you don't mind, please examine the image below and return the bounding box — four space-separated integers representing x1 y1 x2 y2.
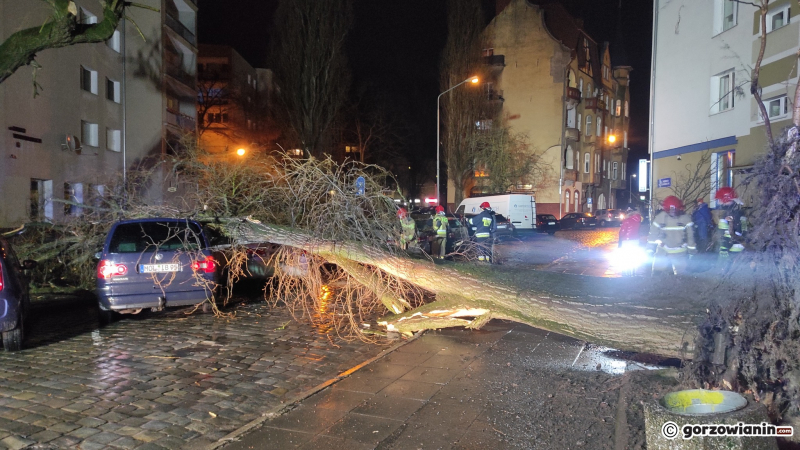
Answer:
536 214 560 234
560 212 598 229
96 218 219 322
595 209 625 227
464 213 515 240
412 214 469 255
0 237 36 351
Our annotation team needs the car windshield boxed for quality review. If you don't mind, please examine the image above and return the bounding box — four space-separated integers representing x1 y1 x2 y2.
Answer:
495 214 508 222
109 221 204 253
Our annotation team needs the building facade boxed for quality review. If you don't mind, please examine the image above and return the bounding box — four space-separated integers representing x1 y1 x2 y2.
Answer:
650 0 798 207
0 0 198 227
475 0 631 218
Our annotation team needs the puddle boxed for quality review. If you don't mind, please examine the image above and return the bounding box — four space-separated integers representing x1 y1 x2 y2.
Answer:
573 344 681 375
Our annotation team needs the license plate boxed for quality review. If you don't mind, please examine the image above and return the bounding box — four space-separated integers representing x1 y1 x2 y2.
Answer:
589 223 596 226
140 263 181 273
548 222 555 225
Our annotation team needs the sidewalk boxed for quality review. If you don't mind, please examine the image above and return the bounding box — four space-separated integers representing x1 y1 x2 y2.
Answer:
217 321 677 450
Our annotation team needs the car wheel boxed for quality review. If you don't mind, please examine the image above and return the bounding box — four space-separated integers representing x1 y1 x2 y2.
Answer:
202 301 213 314
2 321 23 352
600 220 606 227
98 307 117 327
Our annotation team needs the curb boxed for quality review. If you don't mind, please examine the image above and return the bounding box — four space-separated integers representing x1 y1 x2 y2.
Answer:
205 330 426 450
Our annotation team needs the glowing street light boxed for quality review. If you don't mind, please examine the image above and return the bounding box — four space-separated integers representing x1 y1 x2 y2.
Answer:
608 134 616 144
437 76 479 206
236 148 246 156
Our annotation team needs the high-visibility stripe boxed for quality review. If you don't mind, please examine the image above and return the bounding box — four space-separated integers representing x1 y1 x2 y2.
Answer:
661 226 689 231
475 232 490 237
652 222 662 228
664 247 687 253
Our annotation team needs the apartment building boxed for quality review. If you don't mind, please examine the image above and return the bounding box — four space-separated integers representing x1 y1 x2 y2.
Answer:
650 0 798 207
475 0 631 217
0 0 198 227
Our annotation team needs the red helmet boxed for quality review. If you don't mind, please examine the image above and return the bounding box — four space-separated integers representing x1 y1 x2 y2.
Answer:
480 201 491 209
435 205 445 214
397 208 408 219
662 196 684 212
714 187 737 204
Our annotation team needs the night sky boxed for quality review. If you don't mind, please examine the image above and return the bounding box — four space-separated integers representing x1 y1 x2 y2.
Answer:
198 0 654 176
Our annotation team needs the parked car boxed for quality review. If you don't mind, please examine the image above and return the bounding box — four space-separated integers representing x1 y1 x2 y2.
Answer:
0 237 36 351
96 218 219 322
560 212 598 229
536 214 560 235
412 213 469 255
595 209 625 227
202 222 278 281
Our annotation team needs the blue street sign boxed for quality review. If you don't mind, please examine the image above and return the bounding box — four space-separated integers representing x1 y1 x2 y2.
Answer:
355 176 365 196
657 177 671 188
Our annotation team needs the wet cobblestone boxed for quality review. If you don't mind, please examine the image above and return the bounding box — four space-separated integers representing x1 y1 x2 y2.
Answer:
0 301 384 449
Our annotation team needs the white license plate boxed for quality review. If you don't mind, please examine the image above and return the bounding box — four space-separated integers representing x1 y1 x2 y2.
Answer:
548 222 555 225
589 223 596 226
140 263 181 273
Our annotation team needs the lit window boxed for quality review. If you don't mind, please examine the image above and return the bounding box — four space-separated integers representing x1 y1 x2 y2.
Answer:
624 131 628 147
482 48 494 57
616 100 621 116
82 121 99 147
106 128 121 152
766 5 790 33
624 101 629 117
711 69 736 113
596 117 602 137
584 153 590 173
107 30 121 53
566 146 574 170
81 66 98 94
106 78 120 103
64 182 84 216
613 162 618 180
587 82 593 98
586 115 593 136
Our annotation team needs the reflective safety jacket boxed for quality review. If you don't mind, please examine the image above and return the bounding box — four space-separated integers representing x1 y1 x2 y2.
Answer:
432 214 448 236
647 211 696 253
469 210 496 238
400 217 416 242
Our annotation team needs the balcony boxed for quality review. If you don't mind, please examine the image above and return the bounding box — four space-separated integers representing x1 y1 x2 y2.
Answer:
165 13 196 47
483 54 505 75
166 109 196 132
487 89 504 102
565 127 579 141
566 87 581 109
166 64 196 89
584 97 605 111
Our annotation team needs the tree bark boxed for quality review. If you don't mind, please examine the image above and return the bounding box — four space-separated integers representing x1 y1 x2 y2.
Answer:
0 0 128 85
225 219 701 358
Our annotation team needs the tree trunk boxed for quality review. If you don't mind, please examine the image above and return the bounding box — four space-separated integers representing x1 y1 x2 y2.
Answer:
225 219 701 358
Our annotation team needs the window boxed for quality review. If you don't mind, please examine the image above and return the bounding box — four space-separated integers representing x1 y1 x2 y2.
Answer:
577 113 582 132
482 48 494 57
616 100 621 116
595 153 600 173
574 191 580 212
106 128 121 152
586 115 593 136
476 120 493 130
567 108 576 128
587 82 593 98
82 121 98 147
80 7 97 24
206 113 229 124
624 131 628 148
564 191 571 213
762 95 790 120
106 78 120 103
597 117 602 137
766 5 790 33
711 151 736 202
711 69 736 113
714 0 737 34
64 182 84 216
107 30 121 53
622 162 626 180
81 66 98 94
566 146 574 170
584 153 590 173
613 162 618 180
624 100 629 117
579 78 584 96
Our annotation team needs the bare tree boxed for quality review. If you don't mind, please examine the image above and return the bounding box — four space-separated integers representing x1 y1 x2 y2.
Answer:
0 0 156 86
440 0 486 206
663 150 714 209
475 120 553 195
270 0 353 158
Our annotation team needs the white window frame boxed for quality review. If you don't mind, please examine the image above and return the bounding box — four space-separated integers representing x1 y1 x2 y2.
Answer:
587 82 593 99
596 117 602 137
577 113 582 132
613 162 619 180
566 146 574 170
622 162 626 180
624 100 629 117
106 78 121 103
710 69 736 114
578 78 584 96
81 66 98 95
107 30 121 53
595 153 600 173
586 115 593 136
64 182 84 216
616 100 621 116
106 128 121 152
766 4 790 33
714 0 738 35
584 153 590 173
760 95 790 121
623 131 628 148
82 121 99 147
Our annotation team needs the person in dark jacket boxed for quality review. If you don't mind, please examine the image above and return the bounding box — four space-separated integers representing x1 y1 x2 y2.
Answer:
692 197 714 252
469 202 496 262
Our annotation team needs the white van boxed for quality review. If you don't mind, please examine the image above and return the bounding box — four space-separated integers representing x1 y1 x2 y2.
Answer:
455 194 536 230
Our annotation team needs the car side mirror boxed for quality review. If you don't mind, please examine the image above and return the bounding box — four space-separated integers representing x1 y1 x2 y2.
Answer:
21 260 37 270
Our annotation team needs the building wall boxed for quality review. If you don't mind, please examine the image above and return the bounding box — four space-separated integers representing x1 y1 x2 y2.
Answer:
651 0 798 208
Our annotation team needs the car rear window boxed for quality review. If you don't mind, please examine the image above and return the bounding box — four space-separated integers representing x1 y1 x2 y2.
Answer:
540 215 556 220
109 221 205 253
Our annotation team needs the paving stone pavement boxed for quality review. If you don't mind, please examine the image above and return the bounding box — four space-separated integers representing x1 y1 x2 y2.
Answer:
0 300 385 449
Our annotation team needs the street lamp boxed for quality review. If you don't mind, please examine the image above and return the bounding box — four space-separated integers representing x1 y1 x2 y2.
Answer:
437 76 479 206
629 173 637 204
236 148 246 156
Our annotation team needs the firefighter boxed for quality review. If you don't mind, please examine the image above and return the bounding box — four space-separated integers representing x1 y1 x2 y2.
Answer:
469 201 496 262
714 187 745 261
647 196 697 275
397 208 416 250
431 205 448 259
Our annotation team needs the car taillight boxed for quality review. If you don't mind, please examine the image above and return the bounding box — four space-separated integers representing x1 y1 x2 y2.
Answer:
0 259 4 292
97 260 128 279
191 256 216 273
